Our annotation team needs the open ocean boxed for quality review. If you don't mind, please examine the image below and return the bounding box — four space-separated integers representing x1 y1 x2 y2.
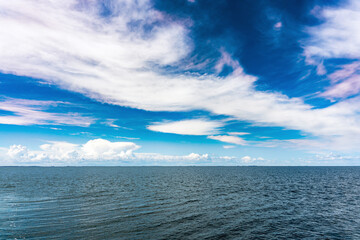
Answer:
1 166 360 240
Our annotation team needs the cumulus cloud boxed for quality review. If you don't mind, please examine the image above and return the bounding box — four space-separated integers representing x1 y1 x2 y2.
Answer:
241 156 252 163
241 156 264 163
147 119 223 135
38 141 80 161
7 145 28 159
0 98 94 126
2 138 239 166
208 135 247 145
4 139 139 165
1 0 360 147
82 139 139 160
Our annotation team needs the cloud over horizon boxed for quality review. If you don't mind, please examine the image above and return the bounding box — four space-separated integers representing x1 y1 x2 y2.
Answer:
1 0 360 165
2 138 248 166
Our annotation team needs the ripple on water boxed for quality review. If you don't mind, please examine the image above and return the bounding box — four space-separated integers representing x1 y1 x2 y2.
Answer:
0 166 360 240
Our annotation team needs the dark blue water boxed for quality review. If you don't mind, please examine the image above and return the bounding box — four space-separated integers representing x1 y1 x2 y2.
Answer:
1 167 360 240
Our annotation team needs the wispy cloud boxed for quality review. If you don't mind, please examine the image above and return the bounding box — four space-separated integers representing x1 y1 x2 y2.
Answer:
0 98 94 126
228 132 250 136
1 0 360 150
147 119 223 135
305 1 360 98
320 61 360 99
116 136 140 140
103 119 132 129
305 0 360 62
208 135 247 145
255 132 360 152
223 145 235 149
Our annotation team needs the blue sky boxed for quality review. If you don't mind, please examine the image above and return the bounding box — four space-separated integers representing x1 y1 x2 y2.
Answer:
1 0 360 165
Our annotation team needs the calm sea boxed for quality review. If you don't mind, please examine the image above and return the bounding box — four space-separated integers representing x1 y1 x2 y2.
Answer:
1 167 360 239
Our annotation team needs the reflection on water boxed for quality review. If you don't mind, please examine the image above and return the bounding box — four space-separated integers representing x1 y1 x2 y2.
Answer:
1 166 360 239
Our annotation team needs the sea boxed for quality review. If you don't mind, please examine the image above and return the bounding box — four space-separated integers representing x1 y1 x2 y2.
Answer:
1 166 360 240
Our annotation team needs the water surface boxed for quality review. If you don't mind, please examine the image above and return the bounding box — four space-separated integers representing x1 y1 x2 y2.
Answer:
1 167 360 239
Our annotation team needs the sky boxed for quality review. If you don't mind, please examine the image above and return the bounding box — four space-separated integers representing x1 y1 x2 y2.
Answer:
1 0 360 166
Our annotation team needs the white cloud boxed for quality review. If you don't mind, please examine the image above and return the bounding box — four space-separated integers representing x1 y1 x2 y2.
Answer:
255 133 360 154
297 152 360 166
314 152 360 163
305 1 360 62
147 119 223 135
316 61 327 75
322 75 360 99
223 145 235 149
2 138 241 166
241 156 252 163
82 138 139 160
134 152 209 163
0 0 190 112
214 50 240 74
274 21 282 30
208 135 247 145
228 132 250 136
104 119 121 128
116 136 140 140
5 138 139 164
305 1 360 98
320 61 360 99
241 156 264 163
0 98 94 126
38 141 79 161
103 119 132 129
7 145 28 159
0 0 360 149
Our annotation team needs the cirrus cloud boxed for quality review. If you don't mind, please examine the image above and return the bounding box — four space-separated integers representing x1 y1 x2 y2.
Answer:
0 98 94 127
305 1 360 99
147 119 224 135
1 0 360 151
208 135 247 145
